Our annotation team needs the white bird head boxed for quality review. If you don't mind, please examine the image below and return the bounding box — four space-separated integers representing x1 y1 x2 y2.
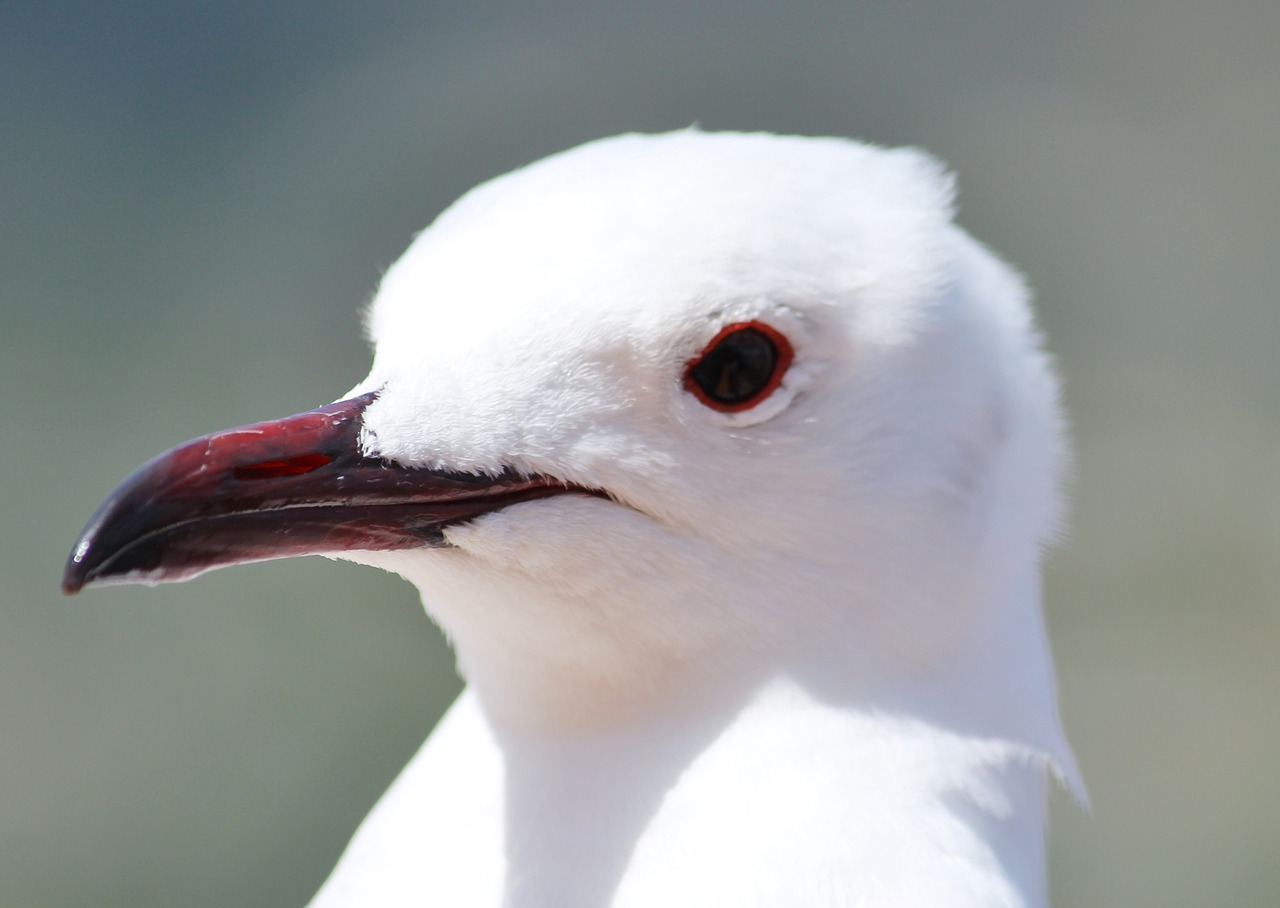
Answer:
343 133 1070 752
65 130 1080 906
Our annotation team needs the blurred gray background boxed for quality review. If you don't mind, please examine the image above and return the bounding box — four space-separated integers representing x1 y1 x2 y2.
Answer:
3 1 1278 905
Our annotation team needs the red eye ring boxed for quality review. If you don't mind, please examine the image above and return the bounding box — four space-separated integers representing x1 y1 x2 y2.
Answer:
682 320 795 413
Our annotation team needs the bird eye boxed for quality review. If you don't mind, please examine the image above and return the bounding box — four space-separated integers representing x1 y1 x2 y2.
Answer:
683 321 794 412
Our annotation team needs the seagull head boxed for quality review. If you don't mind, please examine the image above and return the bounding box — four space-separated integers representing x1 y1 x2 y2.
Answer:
65 132 1074 778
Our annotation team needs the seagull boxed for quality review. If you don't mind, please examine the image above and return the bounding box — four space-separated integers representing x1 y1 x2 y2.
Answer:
64 130 1082 908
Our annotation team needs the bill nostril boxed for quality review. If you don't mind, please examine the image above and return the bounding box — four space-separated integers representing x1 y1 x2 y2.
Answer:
232 454 333 480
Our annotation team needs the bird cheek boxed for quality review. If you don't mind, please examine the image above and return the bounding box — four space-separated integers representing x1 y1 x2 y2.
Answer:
444 497 672 595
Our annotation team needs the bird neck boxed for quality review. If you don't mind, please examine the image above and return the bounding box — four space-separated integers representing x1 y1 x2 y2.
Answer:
389 545 1074 906
434 568 1072 775
483 677 1053 908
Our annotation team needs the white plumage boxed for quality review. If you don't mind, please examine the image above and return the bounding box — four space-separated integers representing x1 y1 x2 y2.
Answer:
64 128 1081 907
307 131 1081 907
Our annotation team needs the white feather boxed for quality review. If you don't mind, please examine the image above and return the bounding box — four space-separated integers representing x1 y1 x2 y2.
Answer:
312 130 1080 907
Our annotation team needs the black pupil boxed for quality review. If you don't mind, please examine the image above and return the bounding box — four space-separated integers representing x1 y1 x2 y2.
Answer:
690 328 778 406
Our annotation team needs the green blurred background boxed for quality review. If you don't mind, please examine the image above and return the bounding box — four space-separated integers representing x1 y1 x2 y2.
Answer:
4 1 1278 905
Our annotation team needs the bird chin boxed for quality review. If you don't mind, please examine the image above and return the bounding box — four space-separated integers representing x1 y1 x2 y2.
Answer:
333 492 638 582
